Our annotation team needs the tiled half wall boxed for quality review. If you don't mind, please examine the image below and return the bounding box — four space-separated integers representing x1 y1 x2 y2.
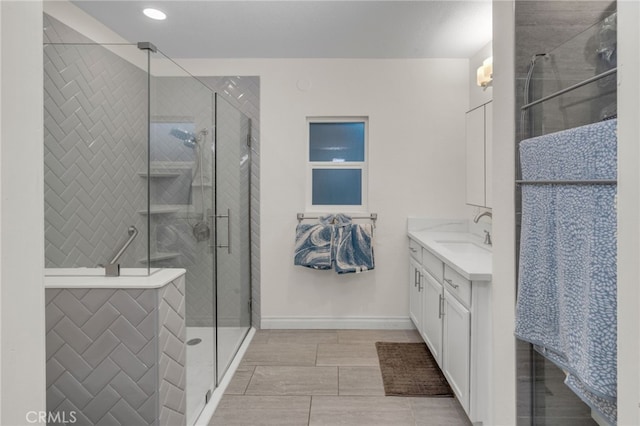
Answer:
45 276 186 425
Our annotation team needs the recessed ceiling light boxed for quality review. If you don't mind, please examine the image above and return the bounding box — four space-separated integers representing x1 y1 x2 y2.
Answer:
143 8 166 21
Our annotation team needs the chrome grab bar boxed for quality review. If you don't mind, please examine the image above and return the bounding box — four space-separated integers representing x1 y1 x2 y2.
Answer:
104 225 138 277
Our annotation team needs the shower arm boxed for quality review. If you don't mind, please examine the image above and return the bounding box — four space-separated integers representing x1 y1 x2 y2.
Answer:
104 225 139 277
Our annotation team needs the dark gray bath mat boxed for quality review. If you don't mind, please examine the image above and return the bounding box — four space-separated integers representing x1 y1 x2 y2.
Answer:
375 341 454 397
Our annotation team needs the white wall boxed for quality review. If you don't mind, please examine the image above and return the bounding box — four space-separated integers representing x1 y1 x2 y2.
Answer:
490 0 516 424
0 1 46 424
617 1 640 423
44 0 128 44
181 58 469 328
469 41 493 110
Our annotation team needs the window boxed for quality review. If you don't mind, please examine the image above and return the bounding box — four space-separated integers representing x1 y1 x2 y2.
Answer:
307 118 368 211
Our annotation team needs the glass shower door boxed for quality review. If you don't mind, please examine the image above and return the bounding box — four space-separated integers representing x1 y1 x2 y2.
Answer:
147 50 217 425
214 94 252 381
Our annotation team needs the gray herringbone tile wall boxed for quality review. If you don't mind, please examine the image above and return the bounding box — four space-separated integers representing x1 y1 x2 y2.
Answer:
45 276 186 425
44 14 148 269
158 278 188 425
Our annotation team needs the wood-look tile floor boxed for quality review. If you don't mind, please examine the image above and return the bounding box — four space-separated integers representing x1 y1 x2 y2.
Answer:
209 329 472 426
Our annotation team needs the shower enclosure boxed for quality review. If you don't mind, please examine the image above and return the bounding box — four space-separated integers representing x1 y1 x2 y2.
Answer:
514 3 617 425
147 63 252 423
43 14 251 424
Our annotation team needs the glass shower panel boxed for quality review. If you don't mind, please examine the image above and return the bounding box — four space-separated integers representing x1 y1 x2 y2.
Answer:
515 8 616 426
527 16 617 138
215 94 252 380
148 50 216 425
43 41 150 272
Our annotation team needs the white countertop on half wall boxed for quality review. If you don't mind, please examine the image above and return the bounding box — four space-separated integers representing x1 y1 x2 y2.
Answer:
44 268 186 289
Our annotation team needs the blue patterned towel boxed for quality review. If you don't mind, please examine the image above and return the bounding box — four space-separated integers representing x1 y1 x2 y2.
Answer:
319 213 352 226
515 119 617 424
334 224 375 274
294 224 334 270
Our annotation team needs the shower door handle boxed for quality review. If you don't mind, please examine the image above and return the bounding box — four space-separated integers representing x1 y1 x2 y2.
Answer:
215 209 231 253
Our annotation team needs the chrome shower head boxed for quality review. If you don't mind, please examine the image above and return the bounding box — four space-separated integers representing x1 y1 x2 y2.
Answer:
169 128 197 148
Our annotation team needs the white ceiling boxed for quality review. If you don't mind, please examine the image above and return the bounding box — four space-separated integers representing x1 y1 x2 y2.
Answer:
71 1 492 59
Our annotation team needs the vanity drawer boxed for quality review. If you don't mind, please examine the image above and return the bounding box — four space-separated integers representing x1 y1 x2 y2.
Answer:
408 238 422 262
443 264 471 308
422 248 444 283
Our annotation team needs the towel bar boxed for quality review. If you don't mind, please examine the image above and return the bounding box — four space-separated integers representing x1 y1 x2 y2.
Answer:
296 212 378 226
516 179 617 185
520 67 617 111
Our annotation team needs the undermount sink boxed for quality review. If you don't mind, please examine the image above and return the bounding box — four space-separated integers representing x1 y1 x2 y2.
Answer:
436 240 491 254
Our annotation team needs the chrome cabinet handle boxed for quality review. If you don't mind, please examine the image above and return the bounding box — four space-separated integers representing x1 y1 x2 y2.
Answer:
414 269 419 287
444 278 459 289
438 294 443 319
409 247 418 253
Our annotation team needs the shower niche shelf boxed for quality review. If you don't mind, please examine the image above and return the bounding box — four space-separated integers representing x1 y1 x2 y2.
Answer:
139 252 181 264
138 205 181 215
138 171 182 178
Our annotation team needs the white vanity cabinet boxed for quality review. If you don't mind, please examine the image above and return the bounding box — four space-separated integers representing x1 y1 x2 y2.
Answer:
422 270 443 365
442 262 474 409
407 236 491 424
409 256 423 330
442 288 471 412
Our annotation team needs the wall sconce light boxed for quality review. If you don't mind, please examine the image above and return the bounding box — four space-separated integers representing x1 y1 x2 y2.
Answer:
476 57 493 89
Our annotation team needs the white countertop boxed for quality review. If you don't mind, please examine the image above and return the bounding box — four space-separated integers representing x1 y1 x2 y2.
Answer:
45 268 186 289
408 229 492 281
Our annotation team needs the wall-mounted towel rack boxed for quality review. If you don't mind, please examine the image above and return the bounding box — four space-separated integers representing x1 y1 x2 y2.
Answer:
297 212 378 226
516 179 617 185
520 67 617 111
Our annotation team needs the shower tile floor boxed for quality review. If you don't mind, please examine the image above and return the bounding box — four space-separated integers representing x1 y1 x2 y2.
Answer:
187 326 249 425
208 329 472 426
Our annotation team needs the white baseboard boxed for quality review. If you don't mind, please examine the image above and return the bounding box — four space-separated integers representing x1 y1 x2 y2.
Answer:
260 316 414 330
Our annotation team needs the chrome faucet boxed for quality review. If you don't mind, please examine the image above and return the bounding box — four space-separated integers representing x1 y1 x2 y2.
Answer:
483 230 492 246
473 211 492 223
473 211 492 245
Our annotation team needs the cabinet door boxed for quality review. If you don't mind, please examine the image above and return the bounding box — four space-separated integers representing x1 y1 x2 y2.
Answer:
409 257 423 331
421 271 443 367
443 290 471 413
465 105 485 207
